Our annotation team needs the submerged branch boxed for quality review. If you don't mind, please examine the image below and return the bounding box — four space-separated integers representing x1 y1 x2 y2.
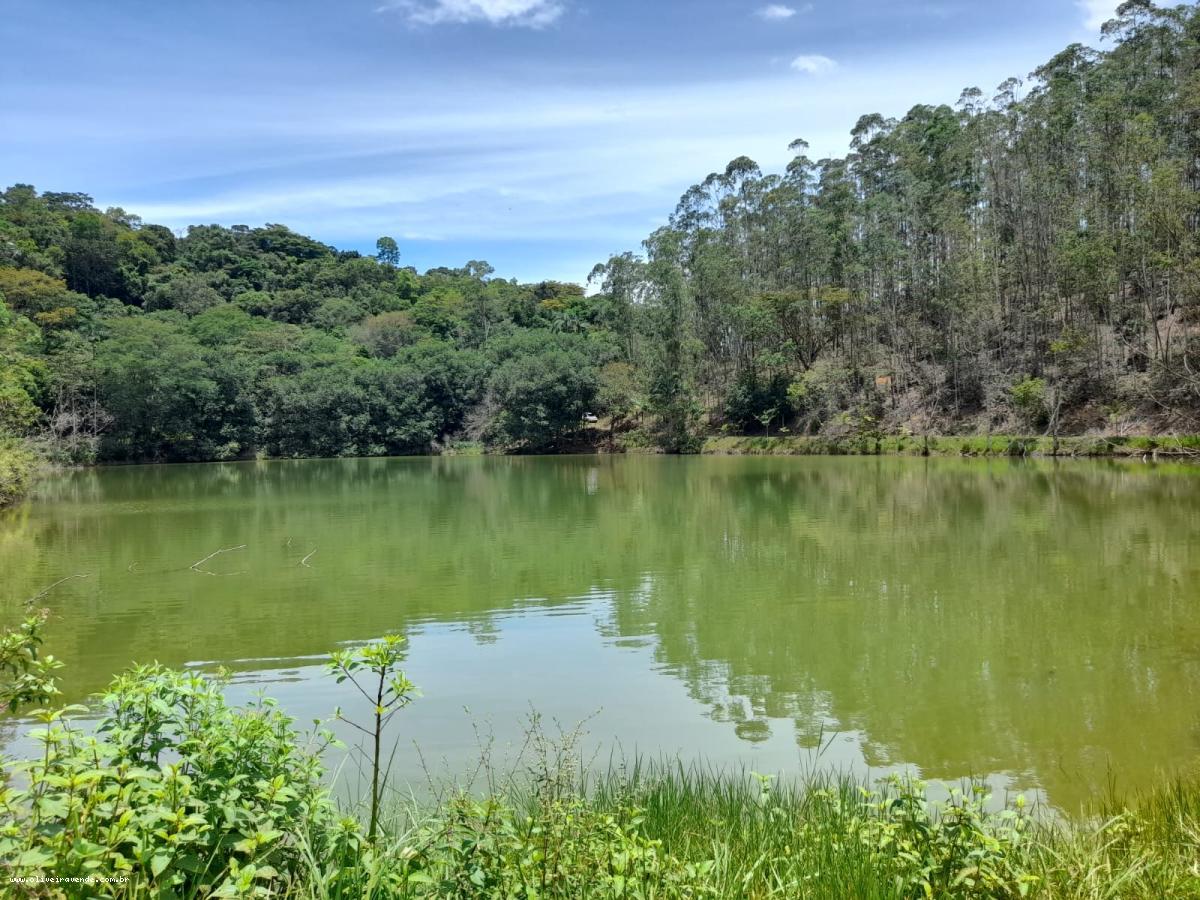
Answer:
189 544 247 576
26 573 91 607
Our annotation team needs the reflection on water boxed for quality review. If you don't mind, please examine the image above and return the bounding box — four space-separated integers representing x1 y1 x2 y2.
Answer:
1 455 1198 811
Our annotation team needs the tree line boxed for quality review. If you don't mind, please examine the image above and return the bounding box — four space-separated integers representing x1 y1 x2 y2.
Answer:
0 196 623 460
593 0 1200 449
1 0 1197 462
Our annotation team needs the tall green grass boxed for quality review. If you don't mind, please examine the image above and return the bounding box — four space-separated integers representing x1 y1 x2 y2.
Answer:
292 762 1200 899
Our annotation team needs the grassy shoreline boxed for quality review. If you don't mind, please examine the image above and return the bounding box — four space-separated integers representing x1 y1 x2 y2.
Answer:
6 726 1200 898
8 432 1200 480
702 433 1200 459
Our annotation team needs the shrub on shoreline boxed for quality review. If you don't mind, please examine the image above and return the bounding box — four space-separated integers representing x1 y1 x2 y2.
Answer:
0 439 36 507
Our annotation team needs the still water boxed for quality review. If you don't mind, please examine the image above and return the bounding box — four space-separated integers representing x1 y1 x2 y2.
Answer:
1 455 1198 811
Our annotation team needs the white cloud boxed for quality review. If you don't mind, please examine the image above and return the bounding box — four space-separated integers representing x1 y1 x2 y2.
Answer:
1077 0 1119 30
756 4 798 20
382 0 564 27
790 54 836 75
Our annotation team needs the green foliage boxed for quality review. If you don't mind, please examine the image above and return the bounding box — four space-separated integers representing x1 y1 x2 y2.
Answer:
0 187 635 461
0 366 41 435
375 236 400 268
396 793 708 898
63 212 124 298
855 778 1038 898
486 341 601 450
723 370 792 435
0 267 72 315
144 271 224 316
1010 377 1049 429
4 1 1200 463
0 298 47 436
0 438 38 505
327 635 417 843
641 229 704 453
591 2 1200 439
93 316 234 461
352 311 420 358
258 362 372 458
254 345 484 459
699 433 1200 458
596 361 645 446
787 361 859 434
0 665 345 896
0 610 61 712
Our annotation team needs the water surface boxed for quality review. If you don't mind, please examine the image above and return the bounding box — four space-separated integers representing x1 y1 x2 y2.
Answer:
2 455 1198 811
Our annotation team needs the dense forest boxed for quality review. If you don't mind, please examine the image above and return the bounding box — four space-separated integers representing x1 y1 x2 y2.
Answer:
1 0 1198 464
590 0 1200 450
0 204 617 462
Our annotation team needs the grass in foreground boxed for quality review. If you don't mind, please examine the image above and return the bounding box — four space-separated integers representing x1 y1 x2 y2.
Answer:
2 637 1199 898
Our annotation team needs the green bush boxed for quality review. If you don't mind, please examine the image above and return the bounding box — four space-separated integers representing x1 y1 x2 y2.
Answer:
0 438 36 506
393 794 709 898
0 610 61 714
1009 377 1049 429
855 778 1038 898
0 665 350 896
786 360 859 434
722 370 792 435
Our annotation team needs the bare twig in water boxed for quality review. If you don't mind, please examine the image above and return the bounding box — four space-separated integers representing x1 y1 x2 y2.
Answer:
190 545 247 576
299 548 318 568
26 573 91 607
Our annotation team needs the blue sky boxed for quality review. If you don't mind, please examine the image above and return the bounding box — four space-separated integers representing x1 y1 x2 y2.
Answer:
2 0 1121 283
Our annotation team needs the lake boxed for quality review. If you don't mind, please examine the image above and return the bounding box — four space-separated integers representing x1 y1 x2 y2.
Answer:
2 455 1198 813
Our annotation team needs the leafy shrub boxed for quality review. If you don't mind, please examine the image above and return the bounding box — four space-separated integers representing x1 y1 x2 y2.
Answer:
1009 377 1049 429
0 609 60 712
0 665 347 896
723 370 792 435
855 777 1038 898
0 438 37 506
787 360 859 434
398 794 712 899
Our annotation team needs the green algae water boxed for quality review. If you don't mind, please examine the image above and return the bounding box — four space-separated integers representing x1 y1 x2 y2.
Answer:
2 455 1198 812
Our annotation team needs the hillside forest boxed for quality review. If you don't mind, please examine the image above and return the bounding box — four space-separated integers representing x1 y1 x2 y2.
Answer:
1 0 1198 462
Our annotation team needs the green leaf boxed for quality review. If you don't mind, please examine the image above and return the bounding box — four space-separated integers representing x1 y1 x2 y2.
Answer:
150 850 172 877
16 848 54 868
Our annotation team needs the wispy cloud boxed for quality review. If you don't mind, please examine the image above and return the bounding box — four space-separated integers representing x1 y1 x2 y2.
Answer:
790 54 836 74
1077 0 1119 30
31 73 878 248
756 4 802 20
14 54 1019 268
381 0 565 27
0 0 1092 282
